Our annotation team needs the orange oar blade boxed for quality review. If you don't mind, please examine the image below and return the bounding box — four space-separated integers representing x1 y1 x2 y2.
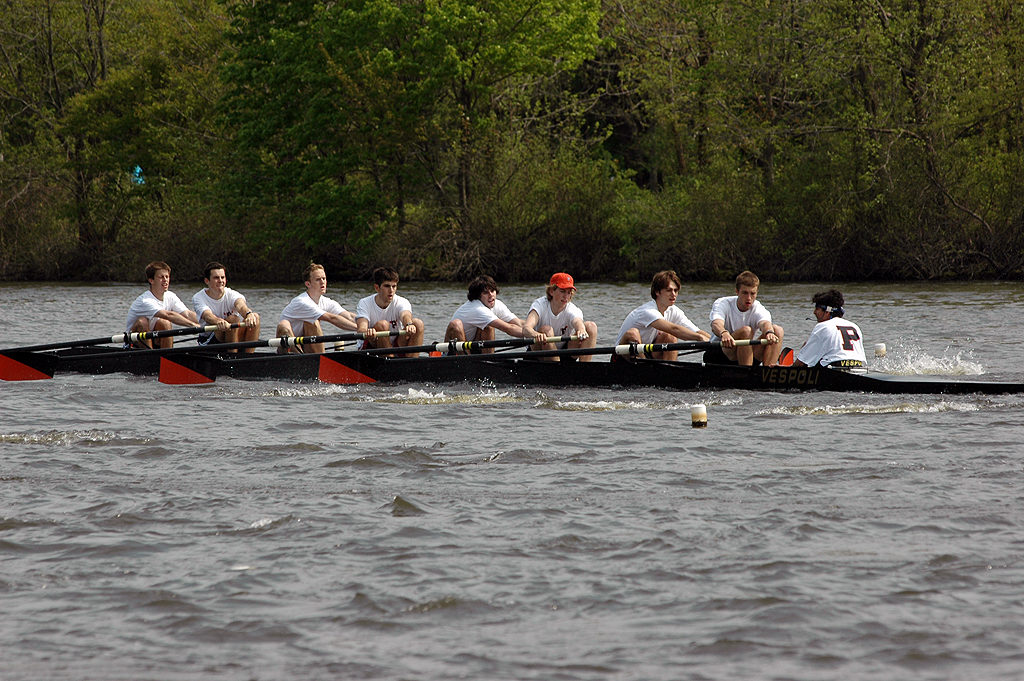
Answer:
158 356 216 385
777 347 795 366
317 355 376 384
0 352 57 381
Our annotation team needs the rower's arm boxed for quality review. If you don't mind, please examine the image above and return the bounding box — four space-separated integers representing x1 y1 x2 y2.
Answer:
490 317 529 339
651 318 710 342
522 310 540 336
156 309 199 327
322 311 358 331
233 297 259 327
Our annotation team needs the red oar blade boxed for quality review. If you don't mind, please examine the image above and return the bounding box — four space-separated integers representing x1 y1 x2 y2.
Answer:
317 355 376 384
0 352 57 381
158 356 217 385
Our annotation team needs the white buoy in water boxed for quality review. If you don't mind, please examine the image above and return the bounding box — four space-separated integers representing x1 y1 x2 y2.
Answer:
691 404 707 428
874 343 887 358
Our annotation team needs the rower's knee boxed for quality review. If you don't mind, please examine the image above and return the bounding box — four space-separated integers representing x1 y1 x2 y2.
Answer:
618 328 642 345
445 319 465 342
654 330 676 344
733 325 753 340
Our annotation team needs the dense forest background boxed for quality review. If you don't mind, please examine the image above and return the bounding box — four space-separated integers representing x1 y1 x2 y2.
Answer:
2 0 1022 283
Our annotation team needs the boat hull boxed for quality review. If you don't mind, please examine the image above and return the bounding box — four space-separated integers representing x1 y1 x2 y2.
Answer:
47 347 1024 394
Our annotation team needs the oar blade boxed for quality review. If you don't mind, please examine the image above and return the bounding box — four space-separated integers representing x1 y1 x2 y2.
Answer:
0 351 57 381
317 355 376 384
158 356 217 385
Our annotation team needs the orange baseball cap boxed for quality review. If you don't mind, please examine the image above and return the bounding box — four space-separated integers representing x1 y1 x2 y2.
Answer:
549 272 576 290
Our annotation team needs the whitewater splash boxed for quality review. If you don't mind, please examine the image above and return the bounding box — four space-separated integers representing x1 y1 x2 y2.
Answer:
870 342 984 376
375 388 523 405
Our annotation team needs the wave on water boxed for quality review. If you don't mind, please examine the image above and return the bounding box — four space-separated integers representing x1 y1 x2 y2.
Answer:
229 515 301 534
534 393 744 412
0 429 152 446
222 383 355 398
332 446 446 469
757 401 985 416
383 494 429 516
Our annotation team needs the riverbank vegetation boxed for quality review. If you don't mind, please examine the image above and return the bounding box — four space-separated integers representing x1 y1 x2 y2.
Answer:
2 0 1022 282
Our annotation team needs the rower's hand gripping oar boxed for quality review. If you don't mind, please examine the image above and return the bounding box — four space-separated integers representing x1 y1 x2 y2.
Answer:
0 323 247 381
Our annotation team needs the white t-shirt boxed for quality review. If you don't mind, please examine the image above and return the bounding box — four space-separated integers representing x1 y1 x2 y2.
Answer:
528 296 583 338
710 296 772 339
450 299 518 341
796 317 866 367
279 292 347 332
192 287 245 323
355 293 413 348
617 300 699 344
125 290 190 332
355 293 412 330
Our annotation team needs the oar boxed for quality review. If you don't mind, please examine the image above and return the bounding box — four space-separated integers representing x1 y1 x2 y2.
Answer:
2 322 246 354
1 330 404 381
357 334 578 356
0 323 247 381
401 338 768 362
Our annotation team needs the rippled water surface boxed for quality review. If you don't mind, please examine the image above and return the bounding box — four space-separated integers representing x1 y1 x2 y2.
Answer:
2 280 1024 680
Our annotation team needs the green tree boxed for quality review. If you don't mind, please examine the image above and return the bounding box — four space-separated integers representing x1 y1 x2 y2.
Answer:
0 0 229 278
220 0 603 276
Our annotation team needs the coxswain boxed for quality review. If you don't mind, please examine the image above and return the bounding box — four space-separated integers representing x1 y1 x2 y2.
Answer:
793 289 866 368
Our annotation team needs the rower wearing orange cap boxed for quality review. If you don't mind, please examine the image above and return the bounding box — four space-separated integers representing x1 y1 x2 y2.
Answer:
522 273 599 361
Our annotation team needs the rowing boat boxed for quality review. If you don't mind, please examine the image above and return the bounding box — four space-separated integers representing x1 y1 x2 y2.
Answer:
23 345 1024 394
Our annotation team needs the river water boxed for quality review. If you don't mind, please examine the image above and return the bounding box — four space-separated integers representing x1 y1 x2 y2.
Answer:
2 280 1023 681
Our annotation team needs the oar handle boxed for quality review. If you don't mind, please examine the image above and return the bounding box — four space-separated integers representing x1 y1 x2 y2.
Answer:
122 322 246 344
405 338 764 362
356 334 576 356
613 338 767 356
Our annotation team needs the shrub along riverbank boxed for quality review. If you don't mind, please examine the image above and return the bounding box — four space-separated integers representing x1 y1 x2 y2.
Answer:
3 0 1023 283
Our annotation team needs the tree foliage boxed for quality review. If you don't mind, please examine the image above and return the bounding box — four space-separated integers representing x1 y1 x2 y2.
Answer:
2 0 1022 281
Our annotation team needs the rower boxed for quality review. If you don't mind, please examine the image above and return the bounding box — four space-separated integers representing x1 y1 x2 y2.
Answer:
354 266 425 357
522 272 598 361
191 262 261 353
276 263 359 354
706 270 783 366
616 270 711 360
445 275 534 353
125 261 200 348
792 289 867 369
